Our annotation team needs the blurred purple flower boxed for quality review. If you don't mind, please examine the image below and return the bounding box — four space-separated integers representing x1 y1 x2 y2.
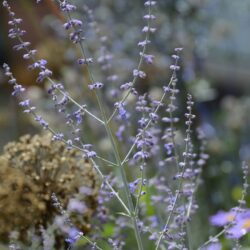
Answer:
79 186 93 195
227 211 250 239
128 179 139 194
116 125 125 141
65 227 82 245
209 210 236 226
210 209 250 239
204 242 222 250
67 199 87 214
115 102 127 120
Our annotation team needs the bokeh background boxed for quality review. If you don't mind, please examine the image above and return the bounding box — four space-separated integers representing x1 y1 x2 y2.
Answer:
1 0 250 247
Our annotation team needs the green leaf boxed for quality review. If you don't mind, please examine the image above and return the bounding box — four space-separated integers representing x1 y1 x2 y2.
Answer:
101 223 115 238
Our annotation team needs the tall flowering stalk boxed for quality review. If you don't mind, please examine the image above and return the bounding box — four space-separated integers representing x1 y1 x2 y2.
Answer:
2 1 159 249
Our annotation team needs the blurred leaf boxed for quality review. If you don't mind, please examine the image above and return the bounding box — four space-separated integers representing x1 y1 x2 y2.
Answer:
101 223 114 238
143 186 155 216
76 237 88 246
232 186 242 201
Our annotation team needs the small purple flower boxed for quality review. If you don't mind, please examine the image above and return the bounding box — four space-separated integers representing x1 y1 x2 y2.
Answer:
19 99 30 107
13 41 30 51
120 82 133 91
66 140 73 150
144 54 155 64
133 151 150 161
136 94 151 113
78 58 93 65
85 150 97 159
149 112 158 123
8 78 16 84
57 94 69 107
143 14 156 20
28 62 40 70
163 86 170 93
63 19 82 30
8 28 26 39
34 115 48 129
2 1 8 7
149 232 158 241
88 82 104 90
138 40 151 47
138 117 148 128
60 3 77 12
128 179 140 194
115 102 127 120
149 216 158 228
8 18 22 25
164 143 173 155
3 63 11 74
133 69 146 79
23 106 36 113
82 144 93 150
40 59 47 66
169 65 180 71
140 52 154 64
172 54 180 60
175 47 183 52
23 49 37 60
65 227 83 245
52 133 64 141
69 30 84 43
12 84 25 96
36 69 52 83
73 109 83 125
3 63 11 75
142 26 156 33
162 117 179 123
144 1 157 7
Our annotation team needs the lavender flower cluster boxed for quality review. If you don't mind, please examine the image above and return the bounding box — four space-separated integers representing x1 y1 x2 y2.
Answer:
1 1 249 249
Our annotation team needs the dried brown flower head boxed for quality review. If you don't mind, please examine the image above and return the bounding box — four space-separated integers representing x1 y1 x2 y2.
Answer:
0 133 99 242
